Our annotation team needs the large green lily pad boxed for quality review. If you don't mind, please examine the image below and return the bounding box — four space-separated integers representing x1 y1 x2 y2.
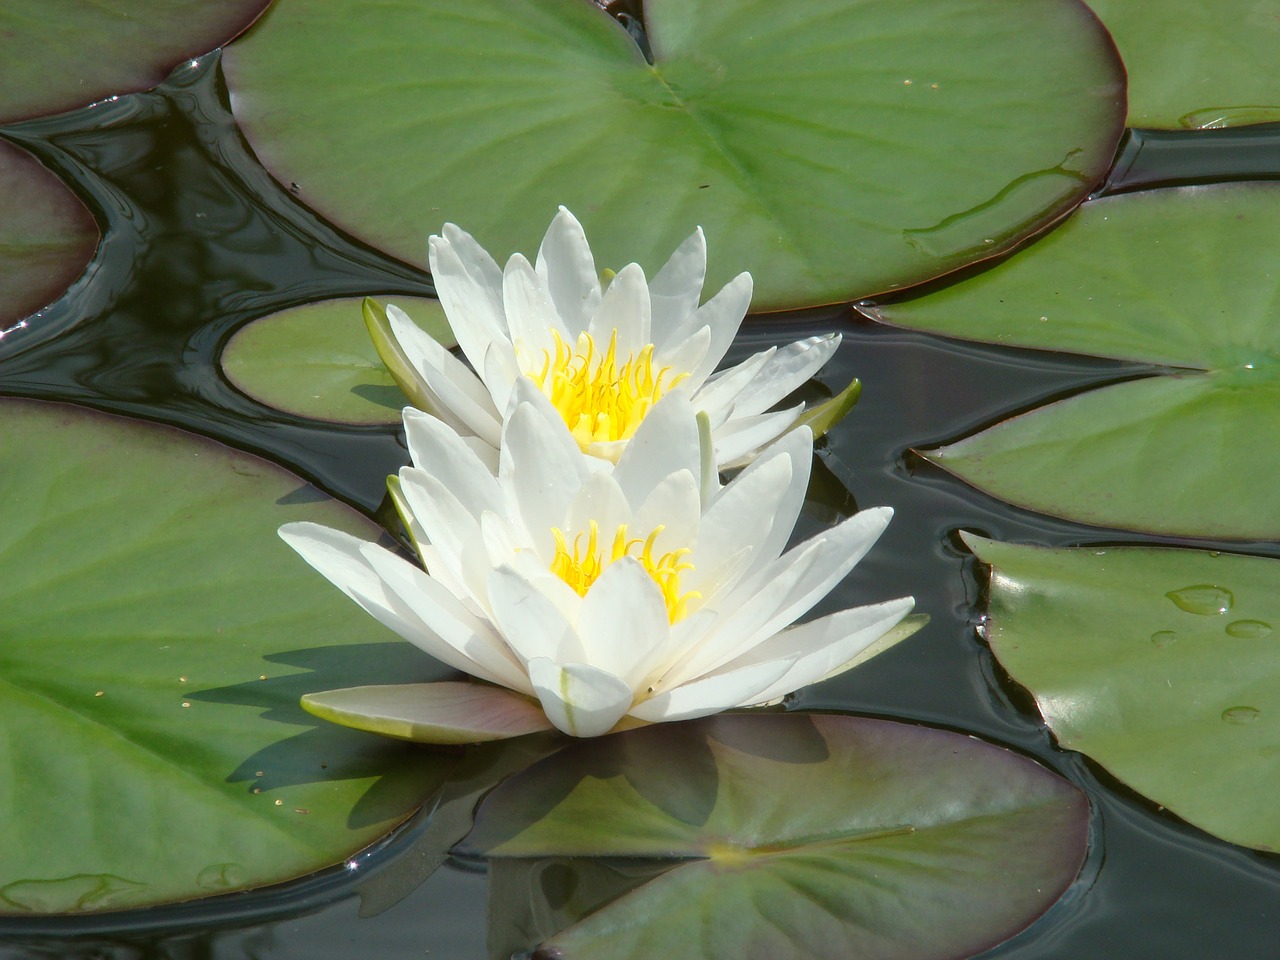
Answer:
0 139 98 328
874 184 1280 540
1086 0 1280 129
222 0 1124 309
460 713 1089 960
220 296 453 424
968 535 1280 852
0 1 270 123
0 399 451 913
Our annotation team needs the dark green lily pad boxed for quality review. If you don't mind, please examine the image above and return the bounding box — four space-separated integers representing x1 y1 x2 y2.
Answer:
221 296 453 424
0 399 451 913
0 139 98 327
1085 0 1280 128
460 713 1089 960
222 0 1124 309
968 535 1280 852
0 1 270 123
874 184 1280 539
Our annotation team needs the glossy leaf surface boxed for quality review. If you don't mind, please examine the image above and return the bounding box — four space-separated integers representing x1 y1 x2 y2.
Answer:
0 400 450 913
970 535 1280 852
221 296 453 424
1086 0 1280 128
223 0 1124 309
0 140 98 327
461 713 1089 959
876 185 1280 539
0 0 270 122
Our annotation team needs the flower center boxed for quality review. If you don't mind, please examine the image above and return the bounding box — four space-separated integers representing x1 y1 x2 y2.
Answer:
524 329 687 451
550 520 699 623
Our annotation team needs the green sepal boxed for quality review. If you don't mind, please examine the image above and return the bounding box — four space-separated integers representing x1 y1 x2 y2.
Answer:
793 376 861 439
363 296 439 414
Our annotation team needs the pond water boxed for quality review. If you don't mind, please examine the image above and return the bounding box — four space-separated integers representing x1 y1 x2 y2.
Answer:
1 50 1278 960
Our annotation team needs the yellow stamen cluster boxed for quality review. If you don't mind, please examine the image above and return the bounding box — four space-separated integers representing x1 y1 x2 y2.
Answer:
526 329 687 451
550 521 699 623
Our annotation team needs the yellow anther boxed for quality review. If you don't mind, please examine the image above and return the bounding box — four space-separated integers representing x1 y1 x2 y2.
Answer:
549 519 698 623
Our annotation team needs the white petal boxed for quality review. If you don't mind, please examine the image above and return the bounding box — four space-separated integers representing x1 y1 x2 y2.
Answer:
359 542 532 694
612 390 700 508
527 658 633 738
729 334 841 418
655 325 711 393
401 407 503 517
499 381 590 552
712 425 812 575
632 470 701 557
481 339 522 412
461 435 501 475
691 347 774 417
689 272 753 383
535 206 602 334
429 231 507 373
577 558 671 685
628 657 792 724
686 452 792 598
588 261 651 355
487 565 585 665
649 226 707 348
503 253 568 355
387 305 502 445
565 470 632 543
397 467 483 591
713 403 804 468
720 598 915 705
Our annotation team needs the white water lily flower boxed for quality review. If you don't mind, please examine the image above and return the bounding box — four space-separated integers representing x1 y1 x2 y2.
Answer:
280 381 913 739
376 206 849 468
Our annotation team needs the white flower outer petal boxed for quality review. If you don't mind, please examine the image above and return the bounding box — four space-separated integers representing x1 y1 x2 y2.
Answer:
503 253 568 356
428 230 506 377
536 206 601 334
612 389 700 508
649 226 707 348
487 565 586 666
588 261 651 356
712 403 805 468
691 347 775 419
527 657 634 738
726 597 916 705
688 272 753 386
628 657 794 724
729 334 841 418
577 557 671 687
402 407 503 517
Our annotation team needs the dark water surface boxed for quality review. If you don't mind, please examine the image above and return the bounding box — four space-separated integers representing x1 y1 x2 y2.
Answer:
1 53 1278 959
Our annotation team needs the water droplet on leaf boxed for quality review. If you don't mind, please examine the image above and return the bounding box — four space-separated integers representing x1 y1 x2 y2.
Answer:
1222 706 1261 725
1166 585 1233 616
1226 619 1272 639
1150 630 1177 648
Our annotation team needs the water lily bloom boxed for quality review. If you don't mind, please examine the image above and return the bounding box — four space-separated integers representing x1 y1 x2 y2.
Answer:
279 381 914 740
370 206 855 468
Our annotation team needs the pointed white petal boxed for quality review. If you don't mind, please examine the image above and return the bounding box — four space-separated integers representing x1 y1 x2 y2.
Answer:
499 390 589 554
628 657 792 723
429 231 506 373
536 207 602 334
401 407 503 516
387 305 502 445
461 435 501 475
689 272 753 383
632 470 701 557
720 598 915 705
655 325 711 393
577 558 671 685
503 252 568 354
713 403 804 468
711 425 812 573
691 347 774 417
649 226 707 347
481 339 522 412
527 658 633 738
612 390 700 508
588 261 651 355
730 334 841 418
487 565 585 665
359 542 532 693
565 470 631 543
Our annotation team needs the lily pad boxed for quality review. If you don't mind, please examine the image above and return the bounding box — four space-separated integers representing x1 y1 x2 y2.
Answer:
968 535 1280 852
222 0 1124 309
0 139 98 328
0 1 270 123
221 296 453 424
460 713 1089 960
0 399 451 913
874 184 1280 540
1085 0 1280 129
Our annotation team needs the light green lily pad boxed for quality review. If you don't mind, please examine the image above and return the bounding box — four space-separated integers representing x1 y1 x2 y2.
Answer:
0 1 270 123
460 713 1089 960
874 184 1280 539
221 296 453 424
0 399 452 913
0 139 98 327
968 535 1280 852
222 0 1124 309
1085 0 1280 128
